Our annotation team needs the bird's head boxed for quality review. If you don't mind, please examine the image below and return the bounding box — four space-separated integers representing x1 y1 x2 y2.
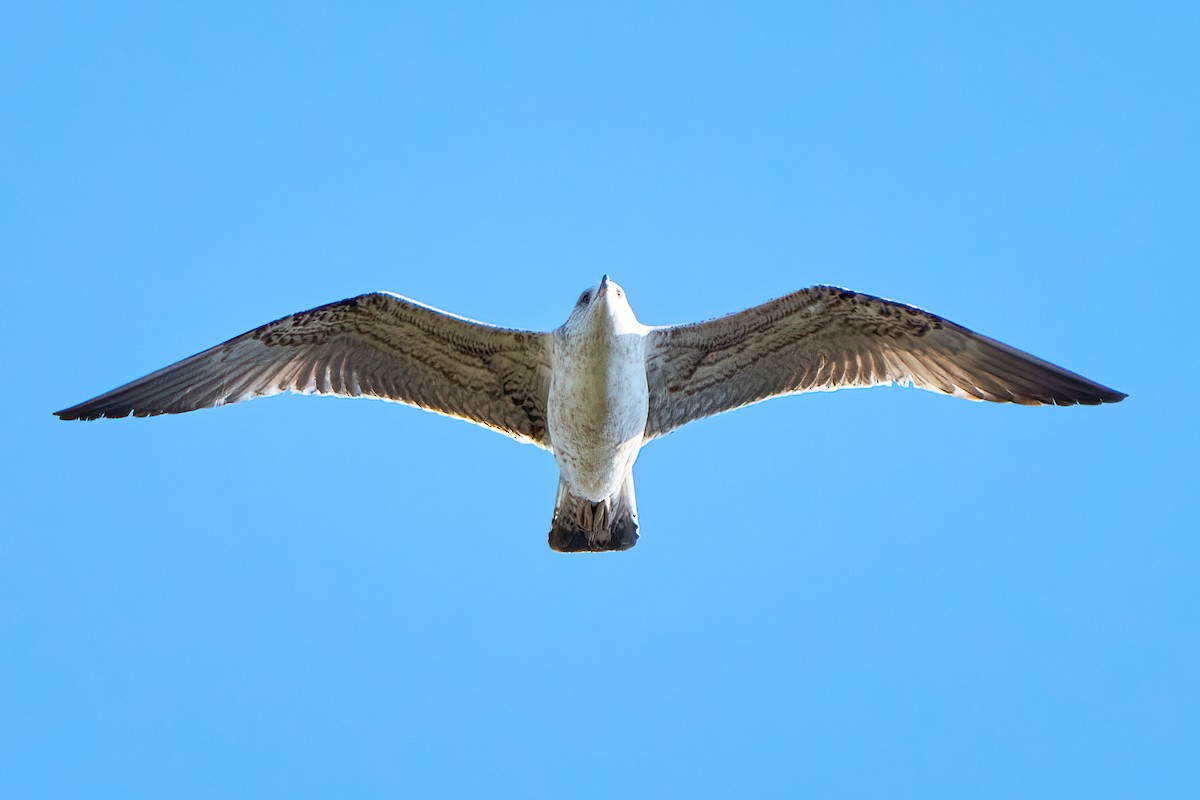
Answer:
564 275 642 336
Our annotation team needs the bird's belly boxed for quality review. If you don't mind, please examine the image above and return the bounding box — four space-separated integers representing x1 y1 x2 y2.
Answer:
555 433 643 501
548 361 649 501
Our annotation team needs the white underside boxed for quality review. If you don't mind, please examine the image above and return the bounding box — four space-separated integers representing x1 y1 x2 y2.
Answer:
547 299 650 502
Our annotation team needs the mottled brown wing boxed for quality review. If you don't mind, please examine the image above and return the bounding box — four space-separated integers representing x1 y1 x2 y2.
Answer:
55 292 554 447
644 286 1125 438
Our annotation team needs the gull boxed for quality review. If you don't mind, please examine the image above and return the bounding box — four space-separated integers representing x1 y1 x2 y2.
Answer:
55 277 1126 551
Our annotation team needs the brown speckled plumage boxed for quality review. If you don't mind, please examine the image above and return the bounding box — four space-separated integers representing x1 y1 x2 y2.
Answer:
55 293 553 446
644 286 1125 438
55 280 1125 552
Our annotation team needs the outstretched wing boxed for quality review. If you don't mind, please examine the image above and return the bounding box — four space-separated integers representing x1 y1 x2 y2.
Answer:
56 292 554 447
645 285 1125 438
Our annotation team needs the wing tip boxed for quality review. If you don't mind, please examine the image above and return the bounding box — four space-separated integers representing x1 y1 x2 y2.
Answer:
1015 388 1127 407
1066 381 1127 406
1039 387 1126 407
54 404 135 421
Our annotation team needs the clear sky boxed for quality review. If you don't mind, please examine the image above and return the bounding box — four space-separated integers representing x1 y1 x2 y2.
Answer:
3 3 1196 798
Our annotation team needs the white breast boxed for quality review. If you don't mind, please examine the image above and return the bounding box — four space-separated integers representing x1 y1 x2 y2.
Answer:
548 328 650 501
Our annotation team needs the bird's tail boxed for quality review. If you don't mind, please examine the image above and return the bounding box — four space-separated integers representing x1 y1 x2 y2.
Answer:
548 473 639 552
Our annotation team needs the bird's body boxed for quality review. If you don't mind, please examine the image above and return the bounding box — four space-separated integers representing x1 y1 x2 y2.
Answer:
56 277 1126 551
548 278 649 501
544 278 651 549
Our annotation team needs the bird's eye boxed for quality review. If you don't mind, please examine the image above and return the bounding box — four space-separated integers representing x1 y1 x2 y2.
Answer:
577 291 592 306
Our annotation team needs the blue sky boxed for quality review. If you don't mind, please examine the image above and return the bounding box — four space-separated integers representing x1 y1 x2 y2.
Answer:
3 3 1196 797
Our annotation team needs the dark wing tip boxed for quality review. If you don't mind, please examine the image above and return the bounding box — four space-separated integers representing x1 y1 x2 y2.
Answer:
1022 383 1126 407
1044 375 1127 407
1083 387 1128 405
54 403 134 421
54 404 88 420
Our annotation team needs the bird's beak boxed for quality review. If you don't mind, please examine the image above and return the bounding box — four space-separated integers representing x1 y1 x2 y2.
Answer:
599 275 611 294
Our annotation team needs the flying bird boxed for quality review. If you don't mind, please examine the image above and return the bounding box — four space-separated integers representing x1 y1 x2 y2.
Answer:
56 278 1125 551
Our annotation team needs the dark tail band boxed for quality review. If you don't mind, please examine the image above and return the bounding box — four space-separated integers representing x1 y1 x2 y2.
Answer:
548 474 639 552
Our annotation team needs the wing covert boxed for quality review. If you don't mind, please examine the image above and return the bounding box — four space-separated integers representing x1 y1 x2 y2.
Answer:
644 286 1125 438
55 292 554 447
